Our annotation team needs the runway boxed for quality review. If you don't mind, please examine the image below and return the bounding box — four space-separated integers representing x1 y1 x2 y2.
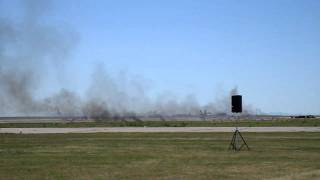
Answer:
1 127 320 134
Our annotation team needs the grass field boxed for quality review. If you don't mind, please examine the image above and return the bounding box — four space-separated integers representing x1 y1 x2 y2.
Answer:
0 118 319 128
1 132 320 179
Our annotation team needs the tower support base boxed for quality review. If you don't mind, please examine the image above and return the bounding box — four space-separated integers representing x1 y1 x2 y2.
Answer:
229 129 250 151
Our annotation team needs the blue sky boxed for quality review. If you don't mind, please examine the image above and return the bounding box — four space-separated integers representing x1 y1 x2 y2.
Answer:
1 0 320 114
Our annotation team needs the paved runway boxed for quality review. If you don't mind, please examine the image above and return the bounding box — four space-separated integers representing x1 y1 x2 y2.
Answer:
1 127 320 134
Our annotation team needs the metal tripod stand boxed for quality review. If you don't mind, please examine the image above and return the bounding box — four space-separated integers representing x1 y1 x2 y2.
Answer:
228 115 250 151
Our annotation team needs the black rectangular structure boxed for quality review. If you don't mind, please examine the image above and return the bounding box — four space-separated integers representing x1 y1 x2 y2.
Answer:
231 95 242 113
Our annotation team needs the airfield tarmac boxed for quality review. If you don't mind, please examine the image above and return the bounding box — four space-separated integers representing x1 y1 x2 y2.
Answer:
1 127 320 134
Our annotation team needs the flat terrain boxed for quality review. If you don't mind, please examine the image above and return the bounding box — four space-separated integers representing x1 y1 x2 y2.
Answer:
1 132 320 179
0 118 319 128
1 127 320 134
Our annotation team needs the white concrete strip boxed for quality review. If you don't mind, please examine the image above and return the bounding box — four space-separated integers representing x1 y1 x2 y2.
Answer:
0 127 320 134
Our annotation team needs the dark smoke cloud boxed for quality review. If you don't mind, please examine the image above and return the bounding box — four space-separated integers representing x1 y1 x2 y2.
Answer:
63 64 250 117
0 0 77 116
45 88 82 116
0 1 258 118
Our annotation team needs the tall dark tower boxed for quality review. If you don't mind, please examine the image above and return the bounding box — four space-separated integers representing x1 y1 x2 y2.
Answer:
229 94 249 151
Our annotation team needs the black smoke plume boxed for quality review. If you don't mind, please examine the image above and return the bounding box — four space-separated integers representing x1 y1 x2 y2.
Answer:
0 1 258 118
0 0 77 116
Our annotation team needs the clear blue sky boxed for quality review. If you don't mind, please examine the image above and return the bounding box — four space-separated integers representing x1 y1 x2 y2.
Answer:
1 0 320 114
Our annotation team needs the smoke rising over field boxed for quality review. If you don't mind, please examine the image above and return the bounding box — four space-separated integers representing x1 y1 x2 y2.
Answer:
0 0 256 117
0 0 77 116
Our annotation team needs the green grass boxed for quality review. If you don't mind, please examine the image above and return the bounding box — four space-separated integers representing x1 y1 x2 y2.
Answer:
1 132 320 179
0 118 319 128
